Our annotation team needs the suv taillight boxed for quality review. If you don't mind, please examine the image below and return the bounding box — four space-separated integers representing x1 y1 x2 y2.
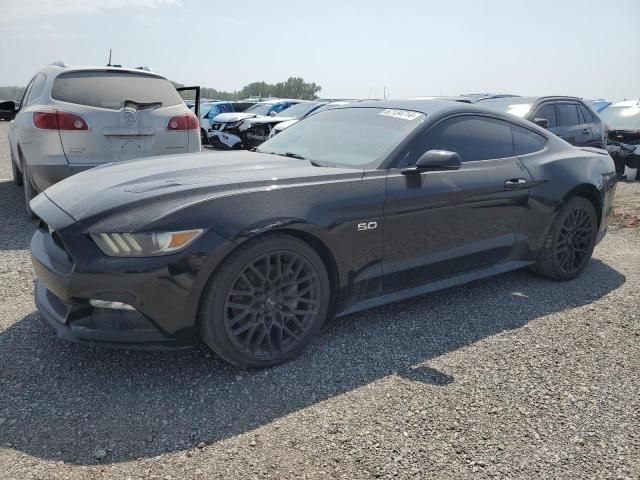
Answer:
167 113 199 130
33 111 89 131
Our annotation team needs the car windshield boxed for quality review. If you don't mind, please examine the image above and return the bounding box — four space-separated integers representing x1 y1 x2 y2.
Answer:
275 102 320 118
599 106 640 130
243 103 274 116
257 107 427 169
51 70 182 110
477 97 537 117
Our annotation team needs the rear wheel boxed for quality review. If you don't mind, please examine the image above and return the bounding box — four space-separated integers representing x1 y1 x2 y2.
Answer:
532 197 597 280
200 128 208 146
199 234 330 368
23 166 37 219
10 151 23 186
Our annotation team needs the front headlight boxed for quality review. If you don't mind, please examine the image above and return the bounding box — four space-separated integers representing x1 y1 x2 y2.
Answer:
91 229 205 257
225 120 242 129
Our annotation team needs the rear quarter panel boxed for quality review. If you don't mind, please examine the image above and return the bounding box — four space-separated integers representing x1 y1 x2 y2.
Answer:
518 139 616 255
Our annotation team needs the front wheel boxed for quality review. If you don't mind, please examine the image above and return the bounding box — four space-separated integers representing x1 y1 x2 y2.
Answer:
531 197 597 280
199 234 331 368
200 128 208 146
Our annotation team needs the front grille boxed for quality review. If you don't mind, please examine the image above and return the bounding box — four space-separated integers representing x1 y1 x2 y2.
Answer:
42 223 74 264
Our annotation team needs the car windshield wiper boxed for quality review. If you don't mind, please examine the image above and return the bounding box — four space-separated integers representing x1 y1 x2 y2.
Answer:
283 152 306 160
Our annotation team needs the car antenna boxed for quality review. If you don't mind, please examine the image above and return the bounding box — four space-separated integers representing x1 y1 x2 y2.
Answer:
107 48 112 67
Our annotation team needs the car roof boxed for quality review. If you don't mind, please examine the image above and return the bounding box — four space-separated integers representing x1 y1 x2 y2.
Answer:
477 95 583 106
612 100 640 107
333 99 483 116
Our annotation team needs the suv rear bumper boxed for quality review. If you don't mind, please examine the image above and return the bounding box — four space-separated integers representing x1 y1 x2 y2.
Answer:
29 163 94 191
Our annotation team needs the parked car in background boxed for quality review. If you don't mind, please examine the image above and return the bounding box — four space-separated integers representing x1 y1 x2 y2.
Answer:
586 98 612 113
600 99 640 180
208 99 302 149
198 101 255 145
30 99 616 368
268 101 353 138
239 101 327 148
477 96 605 148
0 100 18 121
8 62 200 217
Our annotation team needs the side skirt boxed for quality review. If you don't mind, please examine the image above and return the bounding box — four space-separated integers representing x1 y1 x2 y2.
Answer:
336 260 534 317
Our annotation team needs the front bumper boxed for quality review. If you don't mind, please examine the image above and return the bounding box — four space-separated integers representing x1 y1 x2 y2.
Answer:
35 281 189 350
208 131 242 150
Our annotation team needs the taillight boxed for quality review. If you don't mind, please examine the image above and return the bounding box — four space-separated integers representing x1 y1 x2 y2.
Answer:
167 113 199 130
33 111 89 131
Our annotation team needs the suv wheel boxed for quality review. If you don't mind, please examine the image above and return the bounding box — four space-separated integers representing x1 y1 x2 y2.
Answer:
199 234 331 368
10 151 23 186
23 166 37 219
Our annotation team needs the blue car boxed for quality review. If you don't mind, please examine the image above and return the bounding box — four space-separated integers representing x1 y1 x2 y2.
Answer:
585 99 612 113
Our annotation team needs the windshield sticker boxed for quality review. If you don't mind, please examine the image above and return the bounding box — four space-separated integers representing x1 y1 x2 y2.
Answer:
378 109 422 120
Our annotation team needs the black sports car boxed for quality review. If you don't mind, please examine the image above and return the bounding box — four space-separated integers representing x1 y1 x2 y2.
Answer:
30 100 617 368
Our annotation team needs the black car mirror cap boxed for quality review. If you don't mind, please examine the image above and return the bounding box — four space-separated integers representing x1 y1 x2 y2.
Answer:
401 150 462 174
534 117 550 129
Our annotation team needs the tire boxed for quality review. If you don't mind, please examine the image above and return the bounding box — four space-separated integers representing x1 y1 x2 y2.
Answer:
531 197 597 280
10 151 23 186
23 166 37 219
200 128 208 146
199 233 331 368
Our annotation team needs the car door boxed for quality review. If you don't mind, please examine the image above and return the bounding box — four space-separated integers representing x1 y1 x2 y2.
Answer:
554 102 591 147
578 103 604 148
382 114 532 293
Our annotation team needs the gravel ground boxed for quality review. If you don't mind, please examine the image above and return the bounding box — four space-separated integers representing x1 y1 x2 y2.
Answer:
0 121 638 479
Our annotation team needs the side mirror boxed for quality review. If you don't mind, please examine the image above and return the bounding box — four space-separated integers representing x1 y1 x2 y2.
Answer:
268 110 278 117
401 150 461 174
534 117 549 129
0 100 17 112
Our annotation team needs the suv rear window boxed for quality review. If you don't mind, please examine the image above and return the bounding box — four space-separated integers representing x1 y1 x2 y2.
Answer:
51 71 183 110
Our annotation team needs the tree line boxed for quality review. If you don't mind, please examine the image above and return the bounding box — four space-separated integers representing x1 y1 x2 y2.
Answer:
173 77 322 101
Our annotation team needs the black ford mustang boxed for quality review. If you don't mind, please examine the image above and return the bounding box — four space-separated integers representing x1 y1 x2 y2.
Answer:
30 100 617 368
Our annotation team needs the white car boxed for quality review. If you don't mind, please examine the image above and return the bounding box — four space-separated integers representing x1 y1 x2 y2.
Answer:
7 62 200 217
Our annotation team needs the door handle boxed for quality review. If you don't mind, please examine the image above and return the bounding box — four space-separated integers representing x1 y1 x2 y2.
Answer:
504 178 528 190
582 128 590 134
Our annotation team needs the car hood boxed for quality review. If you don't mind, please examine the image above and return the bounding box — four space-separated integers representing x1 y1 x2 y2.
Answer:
212 112 258 123
248 116 296 125
274 119 299 131
40 151 363 231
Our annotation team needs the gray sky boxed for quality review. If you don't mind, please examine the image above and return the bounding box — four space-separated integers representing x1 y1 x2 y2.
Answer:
1 0 639 100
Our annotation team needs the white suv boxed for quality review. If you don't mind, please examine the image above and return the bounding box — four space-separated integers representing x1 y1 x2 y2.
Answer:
7 63 200 217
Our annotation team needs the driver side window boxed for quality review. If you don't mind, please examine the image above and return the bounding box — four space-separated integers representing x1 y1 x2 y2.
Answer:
404 115 514 165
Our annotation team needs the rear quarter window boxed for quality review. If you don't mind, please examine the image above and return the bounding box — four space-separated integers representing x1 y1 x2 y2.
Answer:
51 71 183 110
512 124 547 155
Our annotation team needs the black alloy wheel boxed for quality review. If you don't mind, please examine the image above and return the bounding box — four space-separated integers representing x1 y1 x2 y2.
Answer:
224 251 321 359
555 205 595 276
532 197 597 280
199 234 330 368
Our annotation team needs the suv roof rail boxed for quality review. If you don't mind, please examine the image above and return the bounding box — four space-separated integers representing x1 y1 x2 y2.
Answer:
537 95 581 101
49 61 68 68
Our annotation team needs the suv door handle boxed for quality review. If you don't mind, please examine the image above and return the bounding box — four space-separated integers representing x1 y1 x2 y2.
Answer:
504 178 528 190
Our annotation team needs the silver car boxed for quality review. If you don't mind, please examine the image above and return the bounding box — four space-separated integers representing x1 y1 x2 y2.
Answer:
8 62 200 217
